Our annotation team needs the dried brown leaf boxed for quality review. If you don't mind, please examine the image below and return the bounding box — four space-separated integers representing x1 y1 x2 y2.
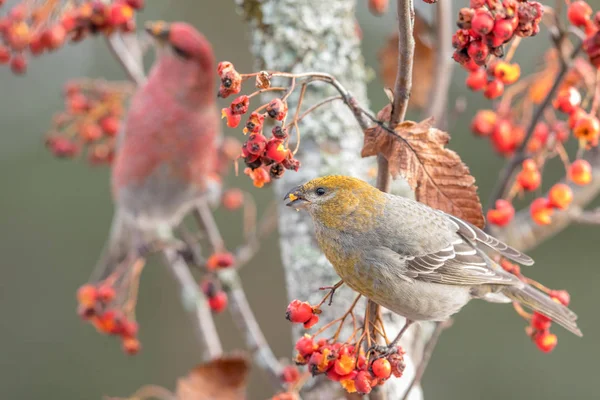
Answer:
378 12 434 109
176 355 250 400
361 118 484 228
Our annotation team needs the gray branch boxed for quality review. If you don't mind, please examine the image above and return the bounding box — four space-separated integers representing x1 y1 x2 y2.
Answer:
239 1 425 398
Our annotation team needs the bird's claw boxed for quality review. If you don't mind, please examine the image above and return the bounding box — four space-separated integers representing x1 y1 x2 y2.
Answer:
367 344 399 360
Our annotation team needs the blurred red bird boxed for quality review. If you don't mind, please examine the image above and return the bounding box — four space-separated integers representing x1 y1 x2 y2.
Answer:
94 21 220 279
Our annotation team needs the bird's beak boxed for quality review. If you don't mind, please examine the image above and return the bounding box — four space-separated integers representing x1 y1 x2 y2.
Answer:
145 21 170 43
284 186 310 209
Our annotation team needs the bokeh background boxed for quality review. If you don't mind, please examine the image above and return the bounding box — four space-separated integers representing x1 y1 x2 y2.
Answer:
0 1 598 399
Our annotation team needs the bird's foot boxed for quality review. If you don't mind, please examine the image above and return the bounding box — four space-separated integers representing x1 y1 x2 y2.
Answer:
367 343 401 360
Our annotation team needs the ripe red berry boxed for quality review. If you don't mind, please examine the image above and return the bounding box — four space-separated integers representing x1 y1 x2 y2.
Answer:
246 133 268 155
206 252 235 270
80 123 103 142
550 290 571 306
295 335 316 356
41 26 66 50
486 199 515 227
208 291 228 313
467 40 489 64
530 198 554 225
472 9 494 35
548 183 573 210
491 120 518 155
286 300 313 323
109 3 134 26
303 314 319 329
100 116 120 136
10 53 27 74
534 331 558 353
121 319 139 338
484 79 504 99
471 110 497 136
568 1 593 27
553 87 581 114
493 19 515 41
368 0 388 15
122 337 141 355
230 95 250 115
221 107 242 128
354 371 374 394
222 188 244 210
266 98 288 121
97 284 116 303
516 159 541 191
531 312 552 331
77 284 98 307
466 68 487 91
568 159 592 185
266 139 289 163
282 365 300 383
0 45 10 64
372 358 392 379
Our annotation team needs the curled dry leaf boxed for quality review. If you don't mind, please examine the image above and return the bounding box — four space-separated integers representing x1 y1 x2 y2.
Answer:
378 11 434 109
176 354 250 400
361 117 485 228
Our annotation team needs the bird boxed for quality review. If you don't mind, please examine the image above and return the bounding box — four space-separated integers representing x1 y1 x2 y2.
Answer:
284 175 582 348
92 21 221 281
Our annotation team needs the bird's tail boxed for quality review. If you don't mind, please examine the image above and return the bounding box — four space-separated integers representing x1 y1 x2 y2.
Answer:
503 285 582 337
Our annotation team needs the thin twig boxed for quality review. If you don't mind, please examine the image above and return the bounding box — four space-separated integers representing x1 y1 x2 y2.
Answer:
389 0 415 127
485 37 584 224
105 34 146 86
424 0 453 127
193 203 284 390
162 248 223 360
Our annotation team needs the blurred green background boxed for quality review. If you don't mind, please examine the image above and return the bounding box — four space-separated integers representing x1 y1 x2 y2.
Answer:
0 1 597 399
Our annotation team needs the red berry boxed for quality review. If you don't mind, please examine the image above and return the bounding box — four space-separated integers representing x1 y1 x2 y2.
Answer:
77 284 98 307
266 98 288 121
303 314 319 329
125 0 145 9
472 9 494 35
534 331 557 353
548 183 573 210
100 116 120 136
41 26 66 50
121 319 139 338
484 79 504 99
230 95 250 115
282 365 300 383
286 300 313 323
531 312 552 330
372 358 392 379
486 199 515 227
467 40 489 64
466 68 487 91
208 291 228 313
109 3 134 26
206 252 235 270
10 54 27 74
573 114 600 141
0 45 10 64
368 0 388 15
530 198 554 225
295 335 316 357
568 1 592 27
122 337 141 355
221 107 242 128
553 87 581 114
491 120 518 155
97 284 116 303
67 93 89 113
568 159 592 185
568 107 587 129
493 19 515 41
471 110 497 136
354 371 373 394
516 159 541 191
246 133 268 155
266 139 289 163
222 188 244 210
80 123 103 142
550 290 571 306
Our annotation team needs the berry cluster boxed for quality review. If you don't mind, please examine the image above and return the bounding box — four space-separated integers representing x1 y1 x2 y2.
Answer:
0 0 144 75
453 0 543 99
45 79 132 165
500 259 571 353
294 334 405 395
77 283 141 355
217 62 301 188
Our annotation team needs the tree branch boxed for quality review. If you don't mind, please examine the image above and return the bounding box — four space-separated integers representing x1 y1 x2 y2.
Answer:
105 33 147 86
390 0 415 127
424 0 453 127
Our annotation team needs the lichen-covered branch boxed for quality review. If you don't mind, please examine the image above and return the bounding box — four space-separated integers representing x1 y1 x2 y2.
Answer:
239 1 423 398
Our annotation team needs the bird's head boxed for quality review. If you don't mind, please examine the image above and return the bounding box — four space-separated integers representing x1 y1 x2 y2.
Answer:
145 21 215 105
284 176 385 230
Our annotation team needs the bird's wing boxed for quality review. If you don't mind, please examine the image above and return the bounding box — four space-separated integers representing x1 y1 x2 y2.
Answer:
400 236 521 286
444 214 534 266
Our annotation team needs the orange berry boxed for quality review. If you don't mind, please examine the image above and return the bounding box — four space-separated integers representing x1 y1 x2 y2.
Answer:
548 183 573 210
573 114 600 141
80 123 103 142
335 354 356 376
568 107 586 129
122 337 141 355
492 61 521 85
372 358 392 379
568 159 592 185
77 284 98 307
487 199 515 227
534 331 557 353
471 110 497 137
530 198 554 225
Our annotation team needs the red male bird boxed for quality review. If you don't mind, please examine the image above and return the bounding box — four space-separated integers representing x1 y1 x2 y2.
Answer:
94 21 220 279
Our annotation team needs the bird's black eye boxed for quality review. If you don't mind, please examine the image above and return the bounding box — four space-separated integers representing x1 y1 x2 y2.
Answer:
172 45 191 59
315 187 326 196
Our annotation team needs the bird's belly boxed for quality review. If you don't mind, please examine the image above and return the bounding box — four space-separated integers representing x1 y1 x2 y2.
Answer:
342 271 471 321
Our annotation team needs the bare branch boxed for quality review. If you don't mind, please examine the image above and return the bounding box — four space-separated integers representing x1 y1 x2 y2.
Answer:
105 33 147 86
162 248 223 360
424 0 453 127
390 0 415 127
